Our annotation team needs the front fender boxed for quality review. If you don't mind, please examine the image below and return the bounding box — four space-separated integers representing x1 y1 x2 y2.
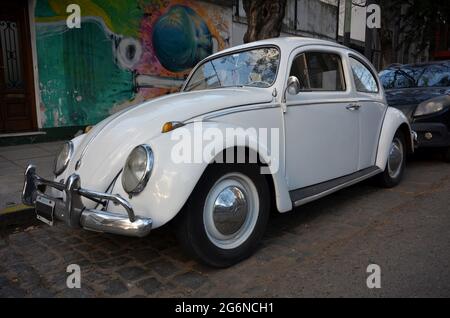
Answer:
376 107 413 170
109 121 291 229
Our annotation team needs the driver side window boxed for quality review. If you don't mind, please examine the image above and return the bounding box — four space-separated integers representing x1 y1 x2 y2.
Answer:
290 52 346 92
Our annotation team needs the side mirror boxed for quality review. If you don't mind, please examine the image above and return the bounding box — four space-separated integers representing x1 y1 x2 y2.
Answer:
286 76 301 95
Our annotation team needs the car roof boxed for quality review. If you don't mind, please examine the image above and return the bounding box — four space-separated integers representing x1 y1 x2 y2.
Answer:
384 60 450 70
208 36 348 59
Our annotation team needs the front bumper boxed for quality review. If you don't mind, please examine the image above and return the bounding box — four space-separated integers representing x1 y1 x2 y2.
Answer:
411 122 450 148
22 165 152 237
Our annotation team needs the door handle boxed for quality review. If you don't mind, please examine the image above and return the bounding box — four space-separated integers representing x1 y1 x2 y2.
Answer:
346 104 361 111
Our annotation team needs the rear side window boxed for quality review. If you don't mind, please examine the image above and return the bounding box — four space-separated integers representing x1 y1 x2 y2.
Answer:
350 57 379 93
290 52 346 91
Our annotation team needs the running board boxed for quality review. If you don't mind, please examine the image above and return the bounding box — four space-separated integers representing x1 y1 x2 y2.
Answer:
290 166 382 207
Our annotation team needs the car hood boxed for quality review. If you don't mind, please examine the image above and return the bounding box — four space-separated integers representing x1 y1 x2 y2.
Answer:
384 87 450 120
65 87 274 192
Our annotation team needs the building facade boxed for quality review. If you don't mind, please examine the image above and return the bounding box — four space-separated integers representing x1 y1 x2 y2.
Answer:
1 0 368 141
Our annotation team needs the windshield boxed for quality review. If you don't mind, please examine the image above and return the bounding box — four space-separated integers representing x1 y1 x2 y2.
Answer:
380 62 450 89
184 47 280 92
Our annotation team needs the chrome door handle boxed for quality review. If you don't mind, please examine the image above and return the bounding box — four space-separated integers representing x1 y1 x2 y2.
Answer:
346 104 361 111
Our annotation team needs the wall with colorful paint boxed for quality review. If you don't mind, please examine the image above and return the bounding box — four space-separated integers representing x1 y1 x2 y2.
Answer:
34 0 232 128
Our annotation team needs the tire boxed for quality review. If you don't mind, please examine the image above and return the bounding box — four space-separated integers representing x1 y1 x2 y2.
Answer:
377 130 406 188
444 147 450 162
176 163 270 268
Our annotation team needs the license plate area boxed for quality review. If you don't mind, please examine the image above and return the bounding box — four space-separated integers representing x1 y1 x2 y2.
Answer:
36 195 56 226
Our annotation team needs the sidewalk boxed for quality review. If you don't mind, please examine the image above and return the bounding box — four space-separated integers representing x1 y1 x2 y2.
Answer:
0 141 63 212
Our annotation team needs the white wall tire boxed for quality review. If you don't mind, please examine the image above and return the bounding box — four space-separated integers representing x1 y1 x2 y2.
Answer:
176 164 270 268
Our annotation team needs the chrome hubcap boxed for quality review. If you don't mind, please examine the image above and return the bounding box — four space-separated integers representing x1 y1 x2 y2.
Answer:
213 186 248 235
203 173 259 250
388 137 404 179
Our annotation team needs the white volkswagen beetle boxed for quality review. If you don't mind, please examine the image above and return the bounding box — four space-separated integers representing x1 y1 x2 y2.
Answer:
23 38 414 267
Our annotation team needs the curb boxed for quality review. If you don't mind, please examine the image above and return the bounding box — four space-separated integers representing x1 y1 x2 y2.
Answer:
0 205 37 233
0 204 32 216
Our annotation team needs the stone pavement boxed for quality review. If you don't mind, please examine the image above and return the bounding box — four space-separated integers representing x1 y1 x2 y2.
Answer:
0 141 63 211
0 143 449 297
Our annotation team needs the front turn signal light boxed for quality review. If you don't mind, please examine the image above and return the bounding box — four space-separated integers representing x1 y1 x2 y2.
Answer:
161 121 185 133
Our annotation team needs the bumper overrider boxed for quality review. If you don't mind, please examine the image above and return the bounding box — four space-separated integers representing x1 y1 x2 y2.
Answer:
22 165 152 237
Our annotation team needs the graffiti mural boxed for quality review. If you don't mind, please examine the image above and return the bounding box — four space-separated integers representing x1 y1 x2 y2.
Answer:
35 0 231 128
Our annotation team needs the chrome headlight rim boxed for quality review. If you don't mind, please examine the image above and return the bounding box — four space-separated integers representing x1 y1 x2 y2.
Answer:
122 144 154 195
54 141 74 177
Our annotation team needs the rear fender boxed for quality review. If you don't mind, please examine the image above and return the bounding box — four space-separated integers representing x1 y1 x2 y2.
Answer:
376 107 413 170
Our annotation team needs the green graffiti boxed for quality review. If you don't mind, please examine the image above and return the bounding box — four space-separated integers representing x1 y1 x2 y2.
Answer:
35 0 142 37
37 21 135 127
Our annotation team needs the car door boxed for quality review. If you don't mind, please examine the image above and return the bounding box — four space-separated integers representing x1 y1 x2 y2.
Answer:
284 48 359 190
348 56 387 169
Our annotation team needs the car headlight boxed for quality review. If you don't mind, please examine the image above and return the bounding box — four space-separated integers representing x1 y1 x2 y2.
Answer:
122 145 154 194
54 141 74 176
414 95 450 117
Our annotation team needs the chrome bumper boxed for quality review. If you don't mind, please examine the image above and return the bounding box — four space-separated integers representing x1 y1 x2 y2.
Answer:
22 165 152 238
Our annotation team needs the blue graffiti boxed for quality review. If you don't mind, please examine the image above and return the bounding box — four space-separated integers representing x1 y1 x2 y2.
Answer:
152 5 213 72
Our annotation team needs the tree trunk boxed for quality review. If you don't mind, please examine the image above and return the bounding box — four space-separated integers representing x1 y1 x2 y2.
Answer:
364 0 375 62
243 0 287 43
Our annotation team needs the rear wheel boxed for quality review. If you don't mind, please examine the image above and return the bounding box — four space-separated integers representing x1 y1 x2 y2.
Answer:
444 147 450 162
377 130 406 188
176 164 270 268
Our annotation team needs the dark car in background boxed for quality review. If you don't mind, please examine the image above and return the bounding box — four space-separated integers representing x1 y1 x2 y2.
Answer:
380 61 450 161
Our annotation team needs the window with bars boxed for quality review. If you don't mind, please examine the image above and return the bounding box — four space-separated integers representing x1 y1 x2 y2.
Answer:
0 19 24 90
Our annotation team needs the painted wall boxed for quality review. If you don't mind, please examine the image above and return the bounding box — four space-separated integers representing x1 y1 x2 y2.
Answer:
34 0 231 128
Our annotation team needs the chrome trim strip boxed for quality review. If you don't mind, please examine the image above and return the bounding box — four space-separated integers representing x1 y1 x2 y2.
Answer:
181 100 276 123
202 103 279 121
285 99 382 108
293 168 382 207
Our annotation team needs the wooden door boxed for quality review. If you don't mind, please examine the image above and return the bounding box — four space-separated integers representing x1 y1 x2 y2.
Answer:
0 1 37 133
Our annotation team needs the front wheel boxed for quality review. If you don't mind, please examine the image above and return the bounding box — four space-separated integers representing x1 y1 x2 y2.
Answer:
176 164 270 268
377 130 406 188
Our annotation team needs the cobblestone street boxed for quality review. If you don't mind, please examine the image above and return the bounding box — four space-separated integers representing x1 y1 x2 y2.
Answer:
0 143 449 297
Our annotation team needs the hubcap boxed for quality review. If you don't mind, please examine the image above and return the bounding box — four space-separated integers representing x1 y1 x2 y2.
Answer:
388 137 404 179
203 173 259 250
213 186 248 236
